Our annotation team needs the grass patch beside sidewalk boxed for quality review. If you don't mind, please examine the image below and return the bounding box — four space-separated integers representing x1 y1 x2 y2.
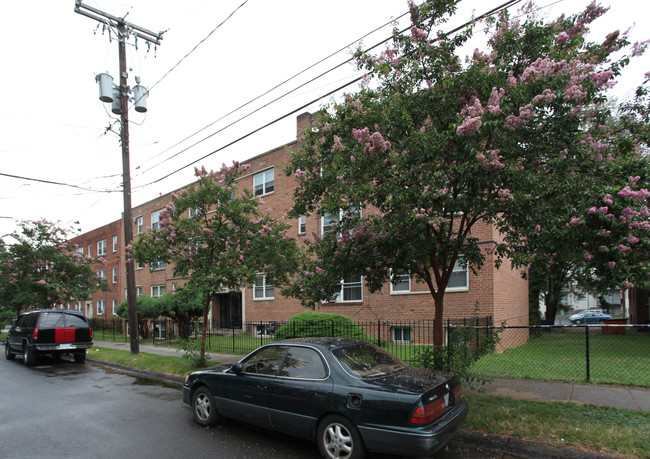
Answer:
88 347 203 377
465 393 650 458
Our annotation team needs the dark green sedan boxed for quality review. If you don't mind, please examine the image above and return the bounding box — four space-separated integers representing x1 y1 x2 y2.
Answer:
182 337 468 459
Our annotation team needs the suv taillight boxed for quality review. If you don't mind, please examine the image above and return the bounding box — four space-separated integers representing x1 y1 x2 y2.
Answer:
33 328 39 340
89 328 93 339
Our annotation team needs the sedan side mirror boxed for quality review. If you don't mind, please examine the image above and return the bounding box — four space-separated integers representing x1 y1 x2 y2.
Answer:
231 362 243 374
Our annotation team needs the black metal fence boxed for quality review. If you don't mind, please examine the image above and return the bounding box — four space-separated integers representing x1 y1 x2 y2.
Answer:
88 317 650 387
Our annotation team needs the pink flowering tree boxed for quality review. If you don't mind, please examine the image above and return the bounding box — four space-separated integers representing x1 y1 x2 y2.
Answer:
286 0 649 342
0 220 108 317
131 163 302 360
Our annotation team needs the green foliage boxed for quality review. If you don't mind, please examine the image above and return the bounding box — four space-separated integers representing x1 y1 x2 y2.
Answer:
274 311 370 341
178 324 211 368
415 324 501 391
0 220 108 316
131 163 302 356
156 288 204 339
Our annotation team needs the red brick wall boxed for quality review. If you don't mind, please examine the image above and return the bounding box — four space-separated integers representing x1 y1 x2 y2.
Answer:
71 112 529 336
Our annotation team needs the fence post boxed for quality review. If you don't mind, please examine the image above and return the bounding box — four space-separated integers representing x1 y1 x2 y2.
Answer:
377 320 381 347
260 322 264 347
585 324 591 382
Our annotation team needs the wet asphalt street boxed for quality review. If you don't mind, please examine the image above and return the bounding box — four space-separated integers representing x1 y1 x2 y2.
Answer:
0 355 523 459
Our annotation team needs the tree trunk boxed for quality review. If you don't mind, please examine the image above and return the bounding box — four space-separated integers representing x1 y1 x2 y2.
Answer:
200 297 210 358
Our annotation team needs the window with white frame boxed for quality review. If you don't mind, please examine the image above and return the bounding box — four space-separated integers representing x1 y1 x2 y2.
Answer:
112 267 117 284
112 235 118 252
137 286 143 296
390 269 411 293
447 257 469 291
97 269 106 279
112 299 117 316
75 301 83 312
189 207 203 218
88 245 92 257
150 260 166 271
97 299 105 315
331 274 363 302
135 261 142 270
151 210 163 230
76 247 84 256
254 168 274 196
151 285 166 298
298 215 306 235
254 274 274 299
322 207 361 235
97 239 107 256
135 216 143 234
392 327 412 343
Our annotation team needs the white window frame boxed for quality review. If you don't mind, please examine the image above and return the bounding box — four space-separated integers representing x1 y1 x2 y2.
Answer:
150 260 166 271
321 207 361 235
76 247 84 256
112 267 117 284
151 209 163 230
254 274 275 300
112 299 117 316
298 215 306 235
112 235 118 252
391 327 412 344
330 275 363 302
97 299 105 315
446 257 469 292
254 168 274 196
151 285 166 298
135 216 143 234
390 269 411 293
97 239 107 256
97 269 106 279
75 301 83 312
88 245 92 257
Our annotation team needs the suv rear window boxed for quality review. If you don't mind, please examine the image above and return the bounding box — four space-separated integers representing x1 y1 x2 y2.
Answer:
38 312 88 329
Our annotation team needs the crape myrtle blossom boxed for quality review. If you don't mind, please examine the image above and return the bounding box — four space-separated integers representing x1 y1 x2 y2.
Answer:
287 0 650 339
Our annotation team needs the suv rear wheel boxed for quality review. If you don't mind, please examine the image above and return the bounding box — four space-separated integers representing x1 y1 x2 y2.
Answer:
23 344 37 366
74 350 86 364
5 342 15 361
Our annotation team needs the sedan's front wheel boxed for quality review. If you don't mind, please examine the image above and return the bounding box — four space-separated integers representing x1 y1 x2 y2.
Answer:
192 386 223 426
317 414 366 459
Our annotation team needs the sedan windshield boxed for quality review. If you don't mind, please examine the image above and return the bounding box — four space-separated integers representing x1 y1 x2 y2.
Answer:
332 342 407 378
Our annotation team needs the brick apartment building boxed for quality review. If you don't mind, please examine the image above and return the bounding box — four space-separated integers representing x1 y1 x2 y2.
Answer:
67 112 529 341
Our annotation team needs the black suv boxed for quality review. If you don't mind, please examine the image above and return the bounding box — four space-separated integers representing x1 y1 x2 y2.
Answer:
5 310 93 365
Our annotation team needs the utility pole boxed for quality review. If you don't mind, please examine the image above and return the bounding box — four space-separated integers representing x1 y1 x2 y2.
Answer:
75 1 164 354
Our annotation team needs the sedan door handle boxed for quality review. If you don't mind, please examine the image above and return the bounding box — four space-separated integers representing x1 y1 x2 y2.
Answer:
314 392 327 399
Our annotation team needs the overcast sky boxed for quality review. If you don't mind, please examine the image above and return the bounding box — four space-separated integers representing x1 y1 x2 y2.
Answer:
1 0 648 240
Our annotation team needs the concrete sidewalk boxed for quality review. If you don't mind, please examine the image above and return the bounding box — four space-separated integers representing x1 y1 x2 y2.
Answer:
92 340 650 412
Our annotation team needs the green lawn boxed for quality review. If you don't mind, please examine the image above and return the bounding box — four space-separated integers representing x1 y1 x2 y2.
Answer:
471 330 650 387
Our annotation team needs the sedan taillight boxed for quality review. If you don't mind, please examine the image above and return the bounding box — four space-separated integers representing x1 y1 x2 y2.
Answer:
409 397 446 425
453 385 463 402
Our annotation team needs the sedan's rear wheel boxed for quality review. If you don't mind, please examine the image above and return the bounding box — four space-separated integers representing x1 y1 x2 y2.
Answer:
5 342 15 360
23 344 37 366
192 386 223 426
317 414 366 459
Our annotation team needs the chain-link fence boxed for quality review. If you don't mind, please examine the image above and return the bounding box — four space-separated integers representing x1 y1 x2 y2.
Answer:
471 324 650 387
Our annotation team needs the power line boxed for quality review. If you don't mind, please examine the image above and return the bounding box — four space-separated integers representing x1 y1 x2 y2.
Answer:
134 10 410 175
0 172 119 193
139 0 524 188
